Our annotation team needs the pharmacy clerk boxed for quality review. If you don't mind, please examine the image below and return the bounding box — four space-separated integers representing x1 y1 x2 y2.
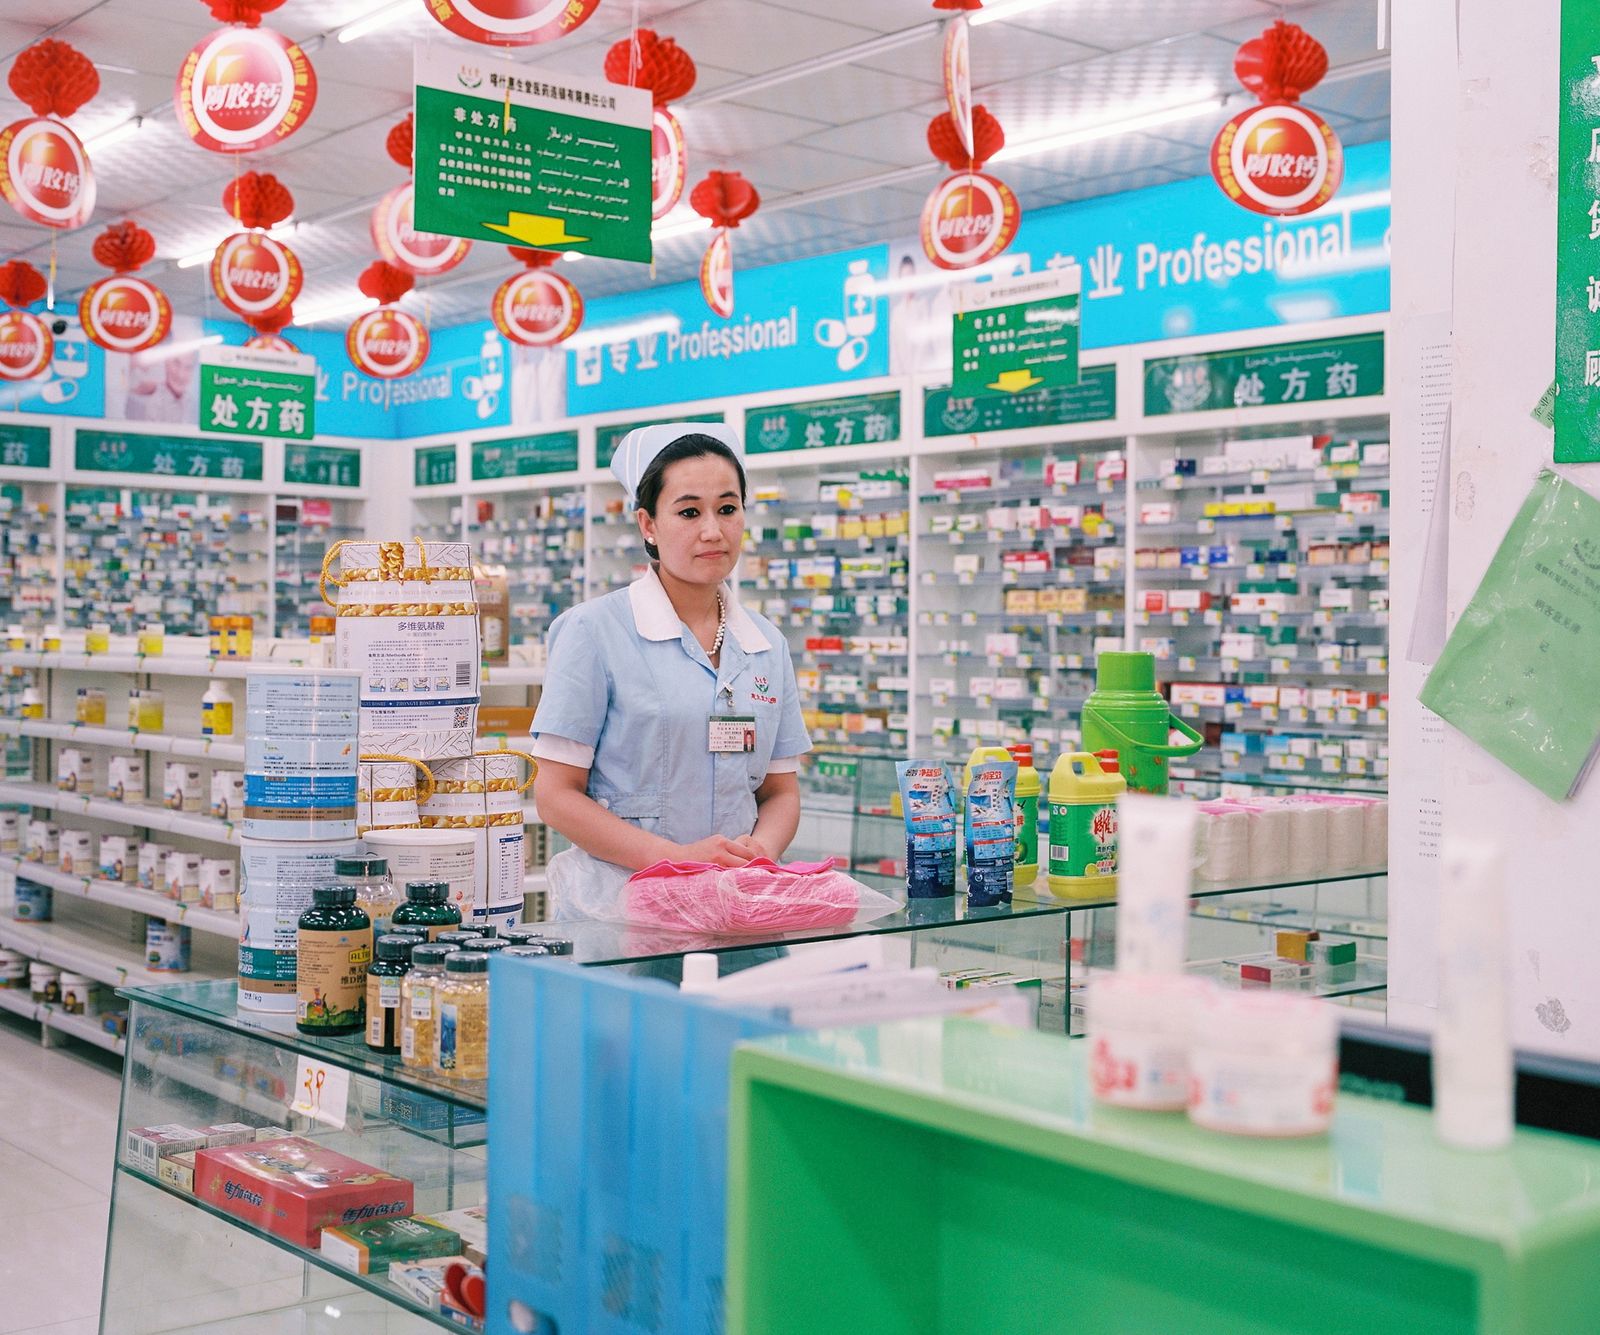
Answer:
531 423 811 919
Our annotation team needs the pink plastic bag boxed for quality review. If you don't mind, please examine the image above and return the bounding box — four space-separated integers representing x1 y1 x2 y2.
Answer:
623 857 899 934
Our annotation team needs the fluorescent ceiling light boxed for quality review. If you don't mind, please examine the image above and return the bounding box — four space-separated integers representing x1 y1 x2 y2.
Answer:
969 0 1059 26
87 116 142 151
566 314 680 350
989 95 1227 164
868 255 1026 297
297 296 375 326
133 333 223 364
337 0 411 43
651 216 709 241
562 251 584 262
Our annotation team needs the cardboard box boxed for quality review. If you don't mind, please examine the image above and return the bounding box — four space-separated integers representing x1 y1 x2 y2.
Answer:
320 1215 462 1275
125 1125 208 1176
158 1150 197 1194
202 1123 256 1148
195 1138 415 1249
430 1204 488 1267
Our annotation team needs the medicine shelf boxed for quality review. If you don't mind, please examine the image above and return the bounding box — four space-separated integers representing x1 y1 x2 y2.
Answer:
0 717 246 764
0 780 239 845
919 478 1122 506
0 915 223 989
1191 901 1390 943
477 664 544 686
1140 462 1390 490
0 650 316 678
0 985 125 1054
0 854 240 937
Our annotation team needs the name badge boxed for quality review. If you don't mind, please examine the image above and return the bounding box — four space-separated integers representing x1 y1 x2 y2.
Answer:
708 714 757 753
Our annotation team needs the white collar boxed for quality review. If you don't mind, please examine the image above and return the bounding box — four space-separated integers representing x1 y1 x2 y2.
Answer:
628 567 773 654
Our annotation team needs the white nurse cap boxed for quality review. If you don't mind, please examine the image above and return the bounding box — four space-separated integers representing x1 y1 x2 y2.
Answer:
610 421 744 509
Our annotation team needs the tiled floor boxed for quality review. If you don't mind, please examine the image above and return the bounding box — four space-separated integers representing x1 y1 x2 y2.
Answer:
0 1010 123 1335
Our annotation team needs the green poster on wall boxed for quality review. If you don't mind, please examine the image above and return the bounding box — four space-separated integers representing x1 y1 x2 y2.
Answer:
0 423 50 470
411 44 652 261
925 365 1116 437
414 443 458 488
596 412 726 469
198 346 315 441
1555 4 1600 461
745 392 901 455
1143 332 1384 417
471 430 579 481
75 429 264 482
283 444 361 489
951 267 1081 397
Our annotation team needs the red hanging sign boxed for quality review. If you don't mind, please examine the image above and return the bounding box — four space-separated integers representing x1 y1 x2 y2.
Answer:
371 183 472 276
0 117 95 229
1210 103 1343 217
175 26 316 154
245 332 300 354
348 307 429 379
0 310 53 380
700 228 733 318
919 171 1020 270
79 276 172 354
210 232 302 318
651 108 687 220
425 0 601 47
491 269 583 346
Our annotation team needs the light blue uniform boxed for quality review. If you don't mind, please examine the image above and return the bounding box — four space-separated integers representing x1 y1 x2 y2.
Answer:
531 570 811 903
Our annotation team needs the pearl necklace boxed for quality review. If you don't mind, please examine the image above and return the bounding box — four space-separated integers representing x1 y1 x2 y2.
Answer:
709 590 727 656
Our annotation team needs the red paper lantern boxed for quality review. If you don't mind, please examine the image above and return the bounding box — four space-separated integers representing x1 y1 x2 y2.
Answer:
371 184 471 276
0 117 95 229
603 30 697 106
491 269 583 346
91 220 156 273
508 247 561 268
358 260 415 306
919 171 1020 270
175 25 316 153
386 113 413 170
8 40 99 119
425 0 601 47
690 171 760 229
931 0 983 9
223 172 294 230
1211 20 1342 217
247 304 293 336
348 307 429 379
0 260 47 308
200 0 287 26
927 105 1003 172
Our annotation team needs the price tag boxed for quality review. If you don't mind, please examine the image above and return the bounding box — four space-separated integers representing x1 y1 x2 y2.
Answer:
1251 469 1272 485
1271 657 1293 673
1224 704 1243 720
291 1056 350 1129
782 540 797 553
1204 611 1222 627
1058 569 1075 584
1179 656 1198 671
1279 563 1299 578
988 531 1003 543
950 532 966 545
1261 611 1279 627
1222 657 1241 673
1262 706 1278 721
1198 519 1216 535
1172 611 1190 627
1097 480 1114 494
959 572 975 586
960 612 977 626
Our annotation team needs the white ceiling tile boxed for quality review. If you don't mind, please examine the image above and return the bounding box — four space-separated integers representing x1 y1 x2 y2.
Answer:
800 110 937 168
758 0 935 36
857 25 1102 88
723 62 939 124
1206 0 1388 66
635 0 882 76
1003 0 1274 51
677 101 830 158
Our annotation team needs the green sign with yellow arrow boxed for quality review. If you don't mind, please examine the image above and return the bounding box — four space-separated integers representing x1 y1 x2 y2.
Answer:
951 267 1081 397
411 44 653 262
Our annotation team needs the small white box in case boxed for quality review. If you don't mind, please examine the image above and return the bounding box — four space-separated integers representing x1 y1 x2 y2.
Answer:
125 1125 208 1175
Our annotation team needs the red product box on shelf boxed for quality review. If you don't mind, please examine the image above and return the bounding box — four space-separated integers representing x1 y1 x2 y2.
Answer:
194 1138 415 1249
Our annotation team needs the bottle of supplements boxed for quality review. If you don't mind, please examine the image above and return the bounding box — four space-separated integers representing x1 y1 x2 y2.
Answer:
391 880 463 941
201 681 235 737
366 934 416 1054
338 855 399 934
435 931 481 952
296 887 373 1036
435 951 490 1080
400 943 452 1070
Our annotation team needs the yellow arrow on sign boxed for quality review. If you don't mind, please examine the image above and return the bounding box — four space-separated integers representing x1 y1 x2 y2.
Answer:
989 369 1043 393
483 212 591 246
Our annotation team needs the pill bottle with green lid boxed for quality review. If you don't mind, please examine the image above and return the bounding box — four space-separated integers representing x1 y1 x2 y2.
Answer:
436 951 490 1080
390 880 462 941
365 934 416 1054
436 931 481 951
339 855 399 934
503 936 575 957
296 887 372 1036
400 943 452 1070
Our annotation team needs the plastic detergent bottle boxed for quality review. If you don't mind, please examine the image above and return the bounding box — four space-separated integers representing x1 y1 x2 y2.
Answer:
1079 652 1203 796
1006 743 1042 888
1046 751 1127 898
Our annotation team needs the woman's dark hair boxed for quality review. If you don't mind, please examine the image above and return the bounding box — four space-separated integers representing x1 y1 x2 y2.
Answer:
635 433 747 562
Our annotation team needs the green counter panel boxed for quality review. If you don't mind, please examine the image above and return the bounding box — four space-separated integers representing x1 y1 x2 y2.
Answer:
727 1021 1600 1334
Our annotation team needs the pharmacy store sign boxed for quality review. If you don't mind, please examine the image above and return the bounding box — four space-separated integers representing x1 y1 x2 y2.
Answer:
1554 6 1600 462
0 423 50 470
415 443 458 487
952 266 1080 396
1142 331 1384 417
75 429 264 482
745 391 901 456
284 444 360 489
176 25 317 154
595 412 725 469
470 429 579 480
925 364 1116 437
199 345 315 441
412 44 652 262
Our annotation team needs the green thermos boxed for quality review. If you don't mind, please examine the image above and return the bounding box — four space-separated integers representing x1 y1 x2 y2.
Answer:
1080 651 1204 795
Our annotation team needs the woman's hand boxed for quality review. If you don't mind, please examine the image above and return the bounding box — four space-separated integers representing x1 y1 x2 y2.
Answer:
676 835 753 867
732 834 776 862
